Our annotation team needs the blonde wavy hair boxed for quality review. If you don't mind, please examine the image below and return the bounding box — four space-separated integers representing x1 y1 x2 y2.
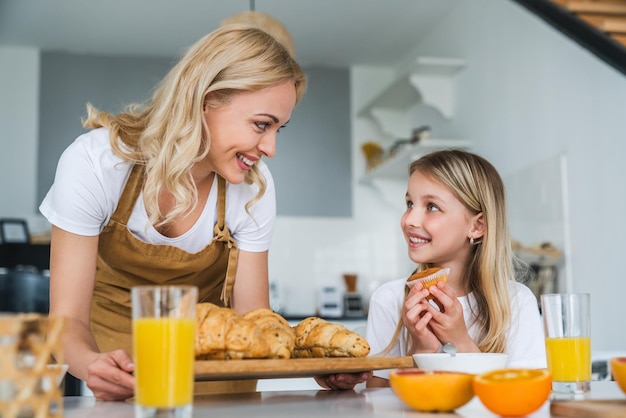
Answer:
82 24 307 227
383 150 515 355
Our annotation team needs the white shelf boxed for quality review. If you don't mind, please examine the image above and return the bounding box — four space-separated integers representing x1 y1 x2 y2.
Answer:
357 56 466 138
410 56 465 119
360 138 471 184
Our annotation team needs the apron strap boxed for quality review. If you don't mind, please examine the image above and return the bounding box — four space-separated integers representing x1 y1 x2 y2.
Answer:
110 164 144 224
213 175 238 307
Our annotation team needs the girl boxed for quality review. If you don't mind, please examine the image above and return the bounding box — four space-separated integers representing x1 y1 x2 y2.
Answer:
366 150 546 387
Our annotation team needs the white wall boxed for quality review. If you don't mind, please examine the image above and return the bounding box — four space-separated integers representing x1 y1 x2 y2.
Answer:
0 47 41 228
269 67 413 316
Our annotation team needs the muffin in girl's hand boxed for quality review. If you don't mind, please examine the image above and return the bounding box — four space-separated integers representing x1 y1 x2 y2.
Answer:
406 268 450 299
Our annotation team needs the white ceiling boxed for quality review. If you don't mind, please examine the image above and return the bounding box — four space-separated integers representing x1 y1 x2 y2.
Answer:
0 0 460 68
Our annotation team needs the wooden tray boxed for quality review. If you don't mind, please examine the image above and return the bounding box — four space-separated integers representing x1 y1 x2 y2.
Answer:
194 356 414 381
551 399 626 417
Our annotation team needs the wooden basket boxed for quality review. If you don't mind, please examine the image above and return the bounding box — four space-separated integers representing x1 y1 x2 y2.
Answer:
0 314 65 418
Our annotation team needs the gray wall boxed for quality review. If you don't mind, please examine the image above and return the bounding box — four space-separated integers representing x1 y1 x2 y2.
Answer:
38 53 173 203
37 53 351 217
269 67 351 217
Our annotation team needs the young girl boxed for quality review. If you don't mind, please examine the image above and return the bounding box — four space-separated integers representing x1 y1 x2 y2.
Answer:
366 150 546 387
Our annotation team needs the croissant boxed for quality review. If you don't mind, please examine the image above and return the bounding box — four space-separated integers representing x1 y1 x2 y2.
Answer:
243 308 295 359
291 317 370 358
195 302 271 360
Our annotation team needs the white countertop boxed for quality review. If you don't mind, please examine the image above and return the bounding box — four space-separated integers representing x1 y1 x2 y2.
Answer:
63 381 625 418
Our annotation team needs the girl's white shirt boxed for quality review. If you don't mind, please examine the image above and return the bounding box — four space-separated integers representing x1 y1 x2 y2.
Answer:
366 278 547 379
39 127 275 253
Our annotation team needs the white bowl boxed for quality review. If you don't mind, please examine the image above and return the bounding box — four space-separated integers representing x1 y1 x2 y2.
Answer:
413 352 509 375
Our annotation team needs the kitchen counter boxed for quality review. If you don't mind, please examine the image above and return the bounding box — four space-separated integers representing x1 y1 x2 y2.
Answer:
63 381 624 417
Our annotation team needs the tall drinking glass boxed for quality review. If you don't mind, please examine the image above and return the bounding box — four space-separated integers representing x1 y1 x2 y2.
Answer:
540 293 591 394
132 285 197 418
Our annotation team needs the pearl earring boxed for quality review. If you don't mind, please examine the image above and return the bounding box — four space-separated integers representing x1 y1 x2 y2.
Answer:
469 236 482 245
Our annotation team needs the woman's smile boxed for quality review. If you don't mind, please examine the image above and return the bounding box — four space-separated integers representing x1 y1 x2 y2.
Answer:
236 152 258 170
203 81 296 184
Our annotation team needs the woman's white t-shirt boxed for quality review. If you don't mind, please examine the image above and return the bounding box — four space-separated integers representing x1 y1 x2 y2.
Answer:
39 128 276 253
366 278 547 379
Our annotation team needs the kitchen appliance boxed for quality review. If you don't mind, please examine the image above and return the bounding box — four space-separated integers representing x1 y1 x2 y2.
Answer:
342 273 365 317
343 293 365 318
318 286 343 318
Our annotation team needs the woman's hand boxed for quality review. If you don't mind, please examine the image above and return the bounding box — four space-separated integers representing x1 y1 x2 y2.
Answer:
402 282 441 353
85 349 135 401
424 282 478 353
314 372 371 390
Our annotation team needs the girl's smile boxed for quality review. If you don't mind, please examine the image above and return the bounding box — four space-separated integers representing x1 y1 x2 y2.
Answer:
407 233 431 247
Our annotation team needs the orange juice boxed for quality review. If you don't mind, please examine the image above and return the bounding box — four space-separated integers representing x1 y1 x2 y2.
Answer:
545 337 591 382
133 317 195 407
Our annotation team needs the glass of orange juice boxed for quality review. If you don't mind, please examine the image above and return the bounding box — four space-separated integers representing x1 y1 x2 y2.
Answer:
132 285 197 418
540 293 591 394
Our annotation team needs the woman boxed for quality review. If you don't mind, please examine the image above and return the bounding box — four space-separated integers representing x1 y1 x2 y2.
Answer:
40 24 306 400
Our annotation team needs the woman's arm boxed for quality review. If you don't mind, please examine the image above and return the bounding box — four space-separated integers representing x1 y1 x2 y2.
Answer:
49 226 100 376
49 226 134 400
230 249 270 314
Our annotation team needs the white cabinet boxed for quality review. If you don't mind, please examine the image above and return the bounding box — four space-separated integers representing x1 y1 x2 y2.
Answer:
357 56 470 184
358 56 466 139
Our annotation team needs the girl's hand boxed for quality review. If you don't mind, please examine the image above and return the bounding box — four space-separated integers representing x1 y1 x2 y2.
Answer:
402 282 441 353
85 349 135 401
424 282 478 352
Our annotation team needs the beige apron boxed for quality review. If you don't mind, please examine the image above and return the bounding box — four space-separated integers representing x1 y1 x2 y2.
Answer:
91 164 256 393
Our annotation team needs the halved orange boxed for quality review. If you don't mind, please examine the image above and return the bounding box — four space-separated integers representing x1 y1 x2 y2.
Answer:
611 357 626 395
473 368 551 416
389 369 474 412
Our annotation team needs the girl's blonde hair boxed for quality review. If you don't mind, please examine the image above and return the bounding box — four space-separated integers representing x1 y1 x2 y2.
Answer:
384 149 514 355
82 24 307 227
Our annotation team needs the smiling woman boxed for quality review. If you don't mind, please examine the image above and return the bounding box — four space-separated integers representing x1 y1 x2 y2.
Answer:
37 24 310 401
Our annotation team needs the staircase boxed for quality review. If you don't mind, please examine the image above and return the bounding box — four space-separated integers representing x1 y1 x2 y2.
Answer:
553 0 626 46
511 0 626 75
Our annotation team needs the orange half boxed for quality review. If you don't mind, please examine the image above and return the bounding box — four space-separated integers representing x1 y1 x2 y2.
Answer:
473 368 551 416
390 369 474 412
611 357 626 394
